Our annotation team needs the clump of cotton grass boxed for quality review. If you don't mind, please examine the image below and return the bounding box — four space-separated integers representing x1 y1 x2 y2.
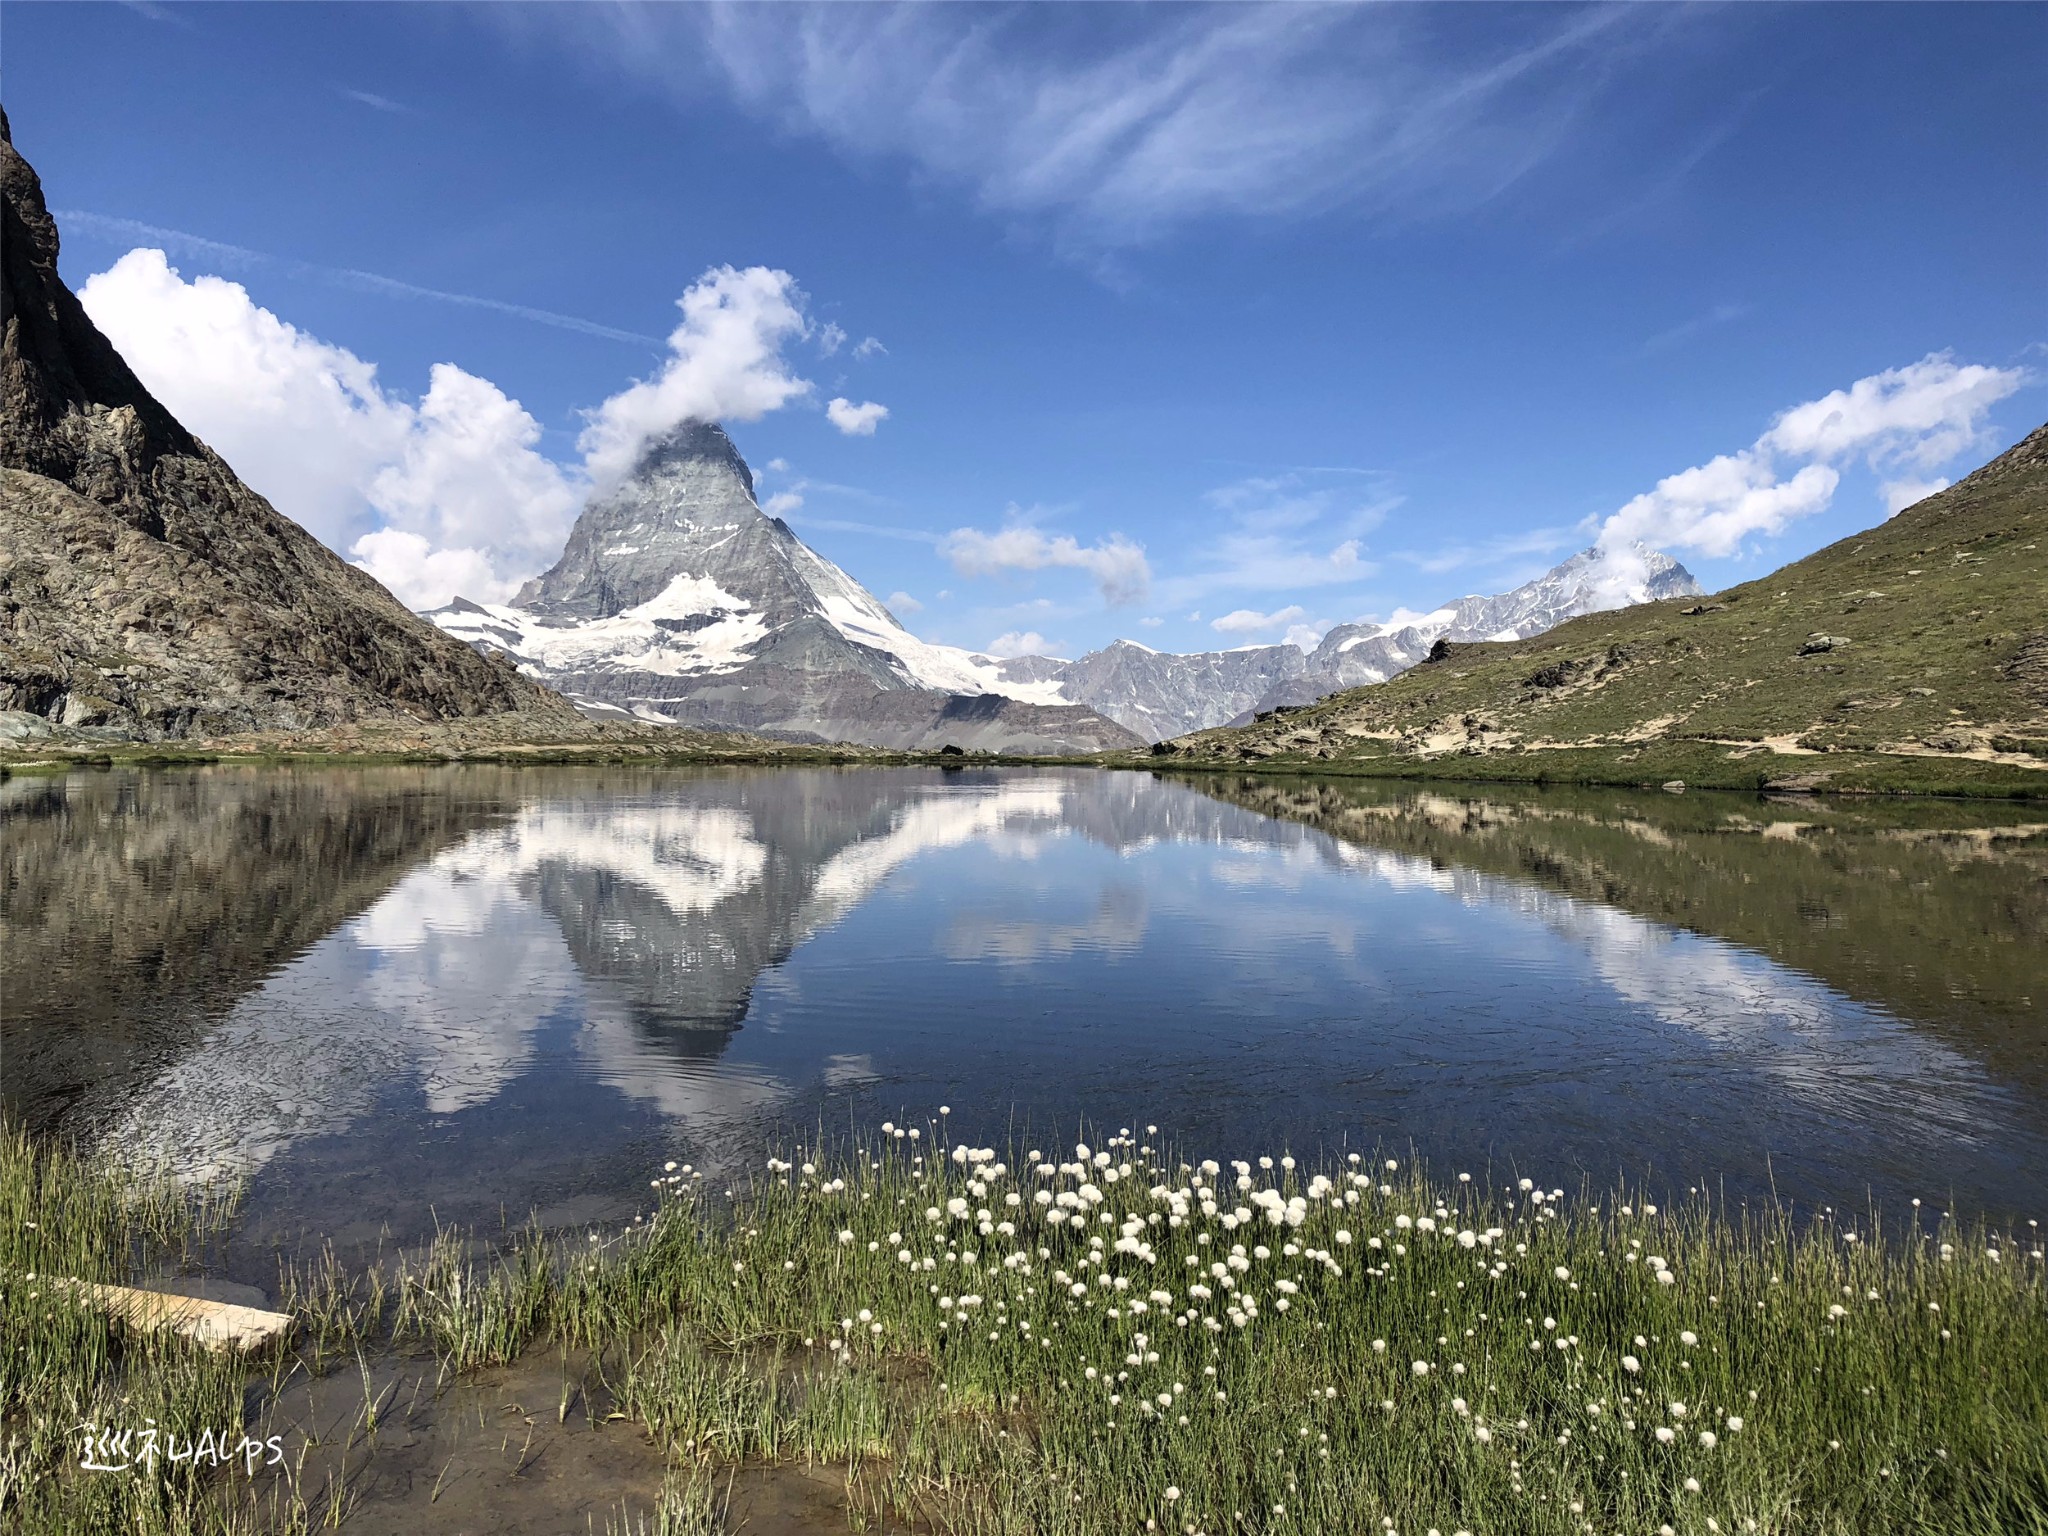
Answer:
357 1119 2048 1536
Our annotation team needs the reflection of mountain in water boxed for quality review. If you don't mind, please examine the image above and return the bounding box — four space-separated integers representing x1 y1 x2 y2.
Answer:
103 770 1080 1179
0 768 516 1132
50 764 2045 1199
1187 774 2048 1101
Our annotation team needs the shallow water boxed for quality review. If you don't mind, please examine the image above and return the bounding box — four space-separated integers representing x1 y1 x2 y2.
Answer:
4 765 2043 1260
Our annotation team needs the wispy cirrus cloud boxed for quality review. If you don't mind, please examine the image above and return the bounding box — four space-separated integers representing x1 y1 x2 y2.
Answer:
517 2 1682 254
1393 527 1577 576
341 88 410 115
1153 470 1395 606
940 515 1151 605
1642 301 1750 355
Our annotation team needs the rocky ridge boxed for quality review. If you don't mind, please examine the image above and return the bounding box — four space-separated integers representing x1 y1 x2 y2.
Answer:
0 111 582 739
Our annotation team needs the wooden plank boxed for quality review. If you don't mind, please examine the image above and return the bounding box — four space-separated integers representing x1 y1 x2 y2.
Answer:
69 1280 296 1352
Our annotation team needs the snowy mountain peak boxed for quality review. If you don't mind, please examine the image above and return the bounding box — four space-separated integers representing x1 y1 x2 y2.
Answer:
426 420 1133 751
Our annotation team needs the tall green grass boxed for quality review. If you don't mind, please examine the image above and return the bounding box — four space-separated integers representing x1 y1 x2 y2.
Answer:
0 1122 263 1533
4 1118 2043 1534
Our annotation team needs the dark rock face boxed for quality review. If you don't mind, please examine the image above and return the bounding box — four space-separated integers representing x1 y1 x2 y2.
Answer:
429 422 1144 755
0 110 581 739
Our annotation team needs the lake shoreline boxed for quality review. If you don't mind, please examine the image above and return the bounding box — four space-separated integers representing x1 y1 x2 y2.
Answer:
6 738 2047 800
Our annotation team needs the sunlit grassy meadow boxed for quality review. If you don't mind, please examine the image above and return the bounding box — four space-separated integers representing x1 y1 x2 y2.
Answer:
3 1116 2044 1534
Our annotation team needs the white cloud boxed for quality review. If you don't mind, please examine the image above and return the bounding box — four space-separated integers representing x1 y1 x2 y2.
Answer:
563 4 1657 253
578 264 817 489
985 630 1058 660
1598 352 2025 560
1881 477 1949 515
365 361 583 581
940 522 1151 605
761 491 804 518
818 321 848 356
350 531 515 610
1139 615 1164 628
853 336 887 359
885 589 923 614
80 249 415 550
826 397 889 436
80 249 849 610
1600 451 1839 561
1211 605 1307 636
1761 354 2024 471
1284 621 1333 651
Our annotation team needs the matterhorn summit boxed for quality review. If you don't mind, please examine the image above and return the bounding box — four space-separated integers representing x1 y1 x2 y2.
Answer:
428 423 1142 752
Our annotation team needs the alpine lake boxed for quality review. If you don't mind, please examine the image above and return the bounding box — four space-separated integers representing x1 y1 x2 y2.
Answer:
7 764 2048 1536
7 764 2043 1255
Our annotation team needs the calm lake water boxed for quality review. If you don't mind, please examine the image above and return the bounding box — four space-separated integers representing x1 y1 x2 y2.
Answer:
4 765 2043 1265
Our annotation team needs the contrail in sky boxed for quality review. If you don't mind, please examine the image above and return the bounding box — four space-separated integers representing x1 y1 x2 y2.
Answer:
56 210 665 349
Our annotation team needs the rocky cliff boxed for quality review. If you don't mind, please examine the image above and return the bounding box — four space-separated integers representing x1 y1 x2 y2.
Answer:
0 110 582 738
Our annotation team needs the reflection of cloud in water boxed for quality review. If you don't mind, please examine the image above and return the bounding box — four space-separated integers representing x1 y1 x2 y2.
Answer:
822 1054 881 1089
941 882 1148 965
1319 840 1995 1141
799 779 1067 932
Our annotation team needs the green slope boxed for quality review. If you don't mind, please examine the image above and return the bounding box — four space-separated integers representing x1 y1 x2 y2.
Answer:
1153 423 2048 796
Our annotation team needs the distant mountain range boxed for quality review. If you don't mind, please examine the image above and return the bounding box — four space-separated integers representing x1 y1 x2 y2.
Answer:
986 543 1698 740
430 419 1698 748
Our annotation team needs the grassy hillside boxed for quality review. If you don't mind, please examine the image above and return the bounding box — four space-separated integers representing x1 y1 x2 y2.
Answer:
1153 424 2048 796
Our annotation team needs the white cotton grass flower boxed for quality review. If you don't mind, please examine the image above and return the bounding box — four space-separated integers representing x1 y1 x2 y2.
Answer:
1699 1431 1718 1449
1656 1426 1676 1444
1622 1355 1642 1373
1680 1330 1698 1346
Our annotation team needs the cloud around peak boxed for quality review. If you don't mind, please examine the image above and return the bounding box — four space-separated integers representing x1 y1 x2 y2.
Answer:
577 264 819 490
79 249 887 610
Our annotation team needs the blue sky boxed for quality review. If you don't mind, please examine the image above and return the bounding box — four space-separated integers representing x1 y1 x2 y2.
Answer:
11 2 2044 657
